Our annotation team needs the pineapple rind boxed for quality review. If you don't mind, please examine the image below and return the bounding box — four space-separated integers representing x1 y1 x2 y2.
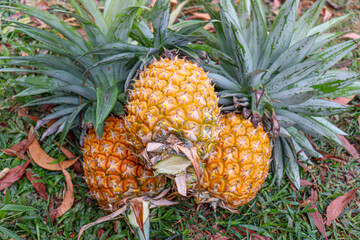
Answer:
202 113 271 208
83 116 166 211
125 57 220 160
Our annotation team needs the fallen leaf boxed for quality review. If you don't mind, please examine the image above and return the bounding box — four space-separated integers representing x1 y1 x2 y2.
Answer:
77 205 127 240
329 96 355 106
97 229 105 239
1 134 35 157
28 132 79 171
322 8 332 22
177 146 202 192
129 199 145 237
50 166 74 221
300 179 313 186
174 171 187 196
307 190 327 239
149 198 178 208
8 140 29 154
1 149 29 161
342 33 360 40
187 12 211 21
0 160 31 191
26 169 48 200
337 135 360 160
272 0 281 10
325 187 360 226
36 0 49 10
309 202 327 239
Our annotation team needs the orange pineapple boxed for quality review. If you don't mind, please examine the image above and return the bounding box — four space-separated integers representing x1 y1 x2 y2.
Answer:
125 57 220 191
83 116 166 211
202 113 271 208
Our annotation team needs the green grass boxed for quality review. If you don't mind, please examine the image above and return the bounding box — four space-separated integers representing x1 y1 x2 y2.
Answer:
1 0 360 239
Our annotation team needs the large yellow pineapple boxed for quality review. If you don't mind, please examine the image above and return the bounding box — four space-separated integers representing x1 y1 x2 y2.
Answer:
202 113 271 208
83 116 166 211
125 56 220 191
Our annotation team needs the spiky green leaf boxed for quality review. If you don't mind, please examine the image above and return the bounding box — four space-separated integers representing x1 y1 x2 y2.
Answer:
269 87 315 107
272 138 284 188
265 61 322 91
291 0 325 44
95 86 118 139
277 109 343 146
309 40 358 74
152 0 170 47
59 103 88 148
287 99 348 116
308 14 349 36
24 96 81 107
294 71 360 94
108 6 144 42
281 137 300 189
259 0 299 68
287 126 322 159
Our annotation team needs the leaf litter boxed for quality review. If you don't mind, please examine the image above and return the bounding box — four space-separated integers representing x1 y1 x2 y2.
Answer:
325 187 360 226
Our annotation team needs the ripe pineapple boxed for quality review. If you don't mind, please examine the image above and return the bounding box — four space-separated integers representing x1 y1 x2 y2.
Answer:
125 56 220 194
202 113 271 208
193 0 360 198
83 116 166 211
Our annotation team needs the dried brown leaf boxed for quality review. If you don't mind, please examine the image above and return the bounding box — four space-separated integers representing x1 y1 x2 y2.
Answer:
50 166 74 220
272 0 281 10
174 171 187 196
325 187 360 226
187 12 210 21
300 179 313 186
7 140 28 154
306 190 327 239
1 149 29 161
129 199 145 236
26 169 48 199
342 33 360 40
337 135 360 160
328 96 355 106
28 132 79 171
309 202 327 239
1 132 34 158
77 205 127 240
97 229 105 239
149 198 178 208
177 146 202 190
0 160 31 191
146 142 165 152
322 8 332 22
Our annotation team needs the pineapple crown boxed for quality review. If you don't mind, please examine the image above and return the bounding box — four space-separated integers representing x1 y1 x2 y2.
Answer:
192 0 360 188
0 0 205 146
